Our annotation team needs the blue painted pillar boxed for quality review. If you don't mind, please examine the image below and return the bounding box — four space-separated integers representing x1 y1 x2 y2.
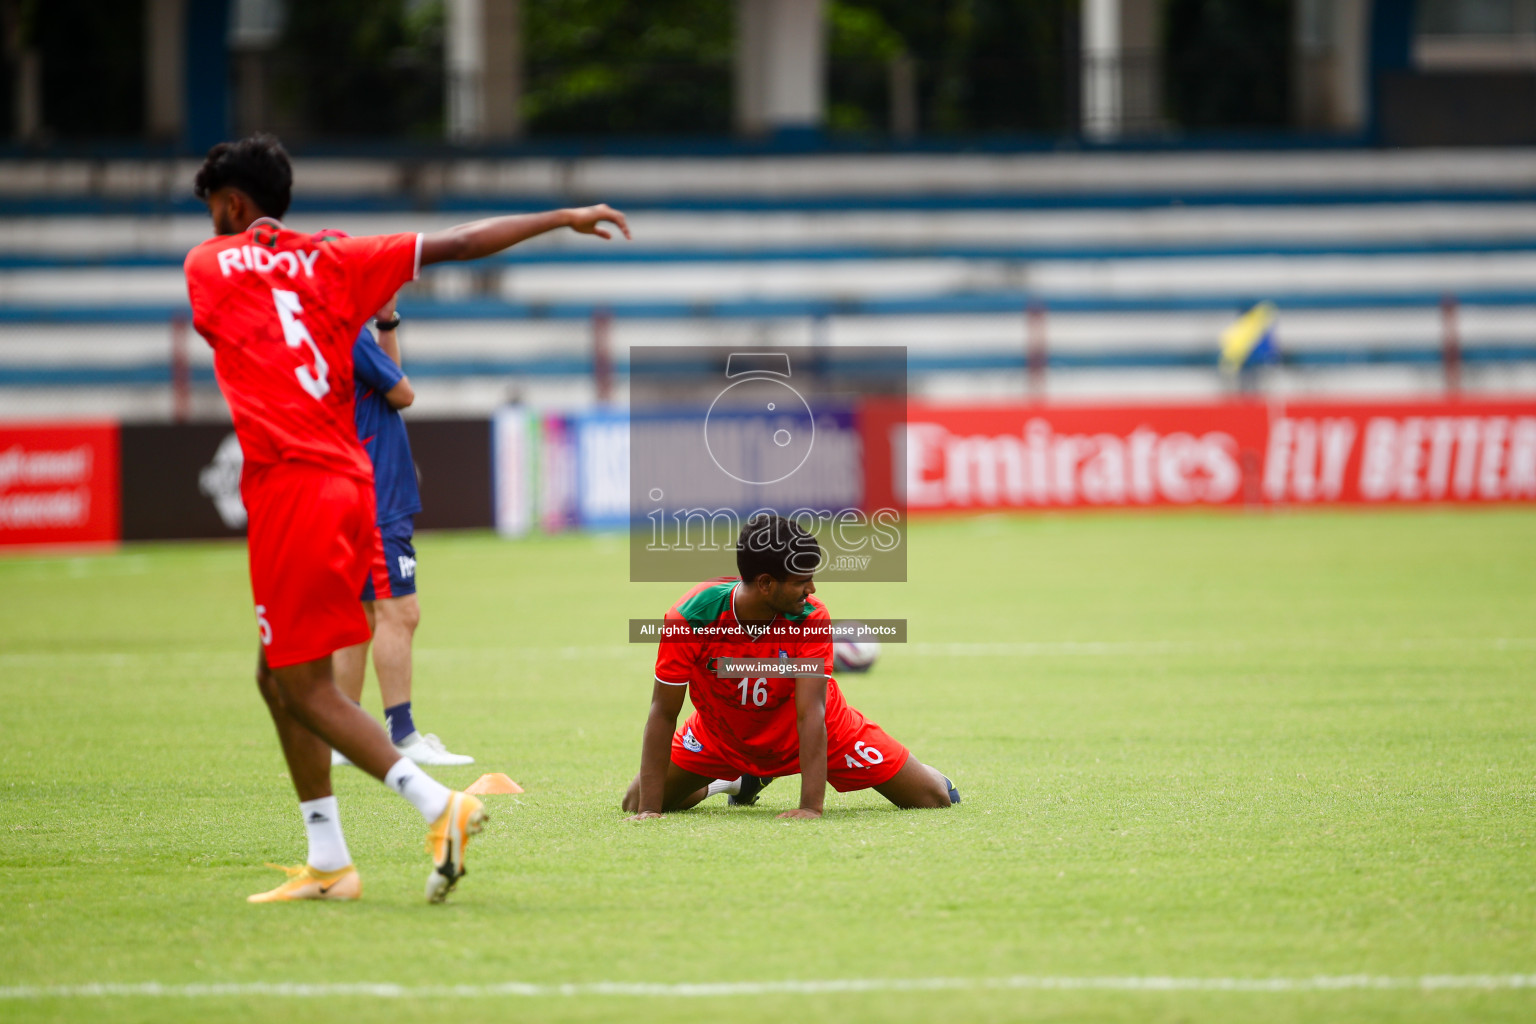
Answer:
184 0 231 152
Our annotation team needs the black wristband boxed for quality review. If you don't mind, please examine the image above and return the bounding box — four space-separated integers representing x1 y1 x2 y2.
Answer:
374 315 401 332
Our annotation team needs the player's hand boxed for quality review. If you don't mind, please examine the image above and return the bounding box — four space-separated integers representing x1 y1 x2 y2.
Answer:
626 810 665 821
776 808 822 820
568 204 630 241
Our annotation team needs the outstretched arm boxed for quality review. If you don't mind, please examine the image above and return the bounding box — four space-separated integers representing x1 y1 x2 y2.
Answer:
420 205 630 266
781 675 828 820
629 679 689 820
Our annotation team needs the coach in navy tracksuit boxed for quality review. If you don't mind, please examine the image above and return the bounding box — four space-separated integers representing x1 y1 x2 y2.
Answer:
331 299 474 767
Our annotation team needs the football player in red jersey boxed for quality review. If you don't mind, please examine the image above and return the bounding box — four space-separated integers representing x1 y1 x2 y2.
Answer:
184 134 629 902
623 513 959 820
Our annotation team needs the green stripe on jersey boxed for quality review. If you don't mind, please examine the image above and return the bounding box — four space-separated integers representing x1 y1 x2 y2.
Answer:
676 581 736 629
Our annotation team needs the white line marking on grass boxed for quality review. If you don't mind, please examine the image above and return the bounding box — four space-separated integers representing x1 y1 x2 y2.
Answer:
4 637 1534 671
2 975 1533 1000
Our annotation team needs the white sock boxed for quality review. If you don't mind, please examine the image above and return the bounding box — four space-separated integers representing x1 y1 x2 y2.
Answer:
299 796 351 872
384 757 452 823
706 777 742 798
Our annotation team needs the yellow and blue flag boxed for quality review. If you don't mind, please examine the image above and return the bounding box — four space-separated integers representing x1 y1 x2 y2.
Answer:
1219 301 1278 373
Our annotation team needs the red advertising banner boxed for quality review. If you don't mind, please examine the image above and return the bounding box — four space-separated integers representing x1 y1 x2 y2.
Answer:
865 398 1536 513
0 422 120 547
1264 400 1536 505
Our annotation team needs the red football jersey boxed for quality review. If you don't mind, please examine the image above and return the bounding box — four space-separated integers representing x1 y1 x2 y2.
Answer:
184 220 422 481
654 576 851 768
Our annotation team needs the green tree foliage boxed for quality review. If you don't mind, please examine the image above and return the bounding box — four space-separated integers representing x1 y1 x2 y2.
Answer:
2 0 1305 145
823 0 1075 135
274 0 445 139
829 0 1073 135
522 0 733 135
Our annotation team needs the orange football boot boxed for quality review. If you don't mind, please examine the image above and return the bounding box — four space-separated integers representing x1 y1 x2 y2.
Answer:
247 862 362 903
424 792 486 903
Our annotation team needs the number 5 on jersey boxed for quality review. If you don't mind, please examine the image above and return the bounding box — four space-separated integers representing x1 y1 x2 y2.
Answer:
272 288 330 400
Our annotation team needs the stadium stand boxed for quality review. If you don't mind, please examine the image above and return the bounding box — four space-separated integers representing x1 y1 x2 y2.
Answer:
3 148 1535 419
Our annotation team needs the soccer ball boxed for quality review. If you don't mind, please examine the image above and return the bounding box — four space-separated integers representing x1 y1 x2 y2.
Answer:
833 638 881 674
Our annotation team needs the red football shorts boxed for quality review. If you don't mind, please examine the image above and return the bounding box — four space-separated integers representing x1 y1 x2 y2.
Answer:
669 707 909 792
243 461 379 669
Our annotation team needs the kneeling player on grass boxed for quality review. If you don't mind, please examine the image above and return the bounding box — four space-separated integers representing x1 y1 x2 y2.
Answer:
623 514 959 819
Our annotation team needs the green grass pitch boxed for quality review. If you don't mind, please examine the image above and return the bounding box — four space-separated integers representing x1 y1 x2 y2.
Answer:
1 510 1533 1023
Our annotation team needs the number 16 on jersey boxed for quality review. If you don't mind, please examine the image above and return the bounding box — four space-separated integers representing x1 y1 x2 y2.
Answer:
737 677 768 706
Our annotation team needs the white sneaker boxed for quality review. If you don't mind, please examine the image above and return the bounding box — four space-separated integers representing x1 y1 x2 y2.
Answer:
331 748 352 768
395 732 475 766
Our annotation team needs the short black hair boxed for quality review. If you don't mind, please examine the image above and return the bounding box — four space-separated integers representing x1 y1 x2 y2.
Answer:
737 513 821 582
193 133 292 219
